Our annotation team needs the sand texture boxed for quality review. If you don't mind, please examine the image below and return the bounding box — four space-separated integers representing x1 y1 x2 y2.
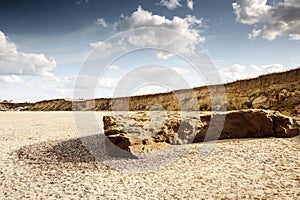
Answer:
0 112 299 199
102 110 299 155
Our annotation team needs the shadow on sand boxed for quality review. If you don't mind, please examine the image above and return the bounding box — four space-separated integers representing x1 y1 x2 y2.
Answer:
16 134 137 165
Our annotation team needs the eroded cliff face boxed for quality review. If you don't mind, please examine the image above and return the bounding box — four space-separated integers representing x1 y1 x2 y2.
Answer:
127 67 300 116
223 67 300 116
1 67 299 116
30 99 73 111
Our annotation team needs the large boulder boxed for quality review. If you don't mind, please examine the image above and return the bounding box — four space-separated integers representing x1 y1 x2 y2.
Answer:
103 110 300 154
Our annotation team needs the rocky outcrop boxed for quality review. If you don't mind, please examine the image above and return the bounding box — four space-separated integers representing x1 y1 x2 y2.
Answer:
193 110 299 142
103 110 300 154
0 102 32 111
103 113 169 155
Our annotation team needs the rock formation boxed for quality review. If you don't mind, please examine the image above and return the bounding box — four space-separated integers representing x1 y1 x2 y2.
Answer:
103 110 300 154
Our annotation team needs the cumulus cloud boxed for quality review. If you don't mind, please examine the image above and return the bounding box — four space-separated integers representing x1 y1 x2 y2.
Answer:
187 0 194 10
220 63 284 82
0 31 56 77
116 6 205 41
96 18 108 28
89 41 112 52
114 6 205 57
0 75 22 84
157 0 182 10
233 0 300 40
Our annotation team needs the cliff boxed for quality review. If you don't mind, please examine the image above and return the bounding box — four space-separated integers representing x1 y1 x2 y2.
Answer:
1 67 299 117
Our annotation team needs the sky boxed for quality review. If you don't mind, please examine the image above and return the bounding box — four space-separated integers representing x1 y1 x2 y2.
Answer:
0 0 299 102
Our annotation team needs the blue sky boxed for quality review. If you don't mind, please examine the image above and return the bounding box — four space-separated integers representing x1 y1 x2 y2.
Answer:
0 0 299 102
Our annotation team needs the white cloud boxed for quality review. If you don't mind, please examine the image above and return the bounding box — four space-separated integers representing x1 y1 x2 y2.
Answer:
114 6 205 58
0 75 22 84
220 64 247 81
89 41 112 52
248 29 262 39
0 31 56 76
107 65 120 70
157 51 173 59
157 0 182 10
233 0 300 40
187 0 194 10
96 18 108 28
289 34 300 40
232 0 270 25
220 63 285 82
170 66 190 75
249 64 284 76
185 15 204 25
116 6 205 42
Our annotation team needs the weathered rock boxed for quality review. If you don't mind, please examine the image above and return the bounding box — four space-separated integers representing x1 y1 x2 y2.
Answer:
103 113 168 155
193 110 299 142
252 96 270 109
105 134 134 151
103 110 300 154
272 113 299 137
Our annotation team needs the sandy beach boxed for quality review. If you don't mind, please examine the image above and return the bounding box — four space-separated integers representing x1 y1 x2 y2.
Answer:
0 112 299 199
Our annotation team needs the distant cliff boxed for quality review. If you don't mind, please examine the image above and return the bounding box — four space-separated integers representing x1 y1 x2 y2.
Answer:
1 67 299 117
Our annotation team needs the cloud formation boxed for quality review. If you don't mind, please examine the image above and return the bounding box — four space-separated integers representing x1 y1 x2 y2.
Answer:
233 0 300 40
107 65 120 70
187 0 194 10
157 0 182 10
96 18 108 27
114 6 205 57
220 63 284 82
248 29 262 39
0 31 56 77
89 41 112 52
0 75 22 84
